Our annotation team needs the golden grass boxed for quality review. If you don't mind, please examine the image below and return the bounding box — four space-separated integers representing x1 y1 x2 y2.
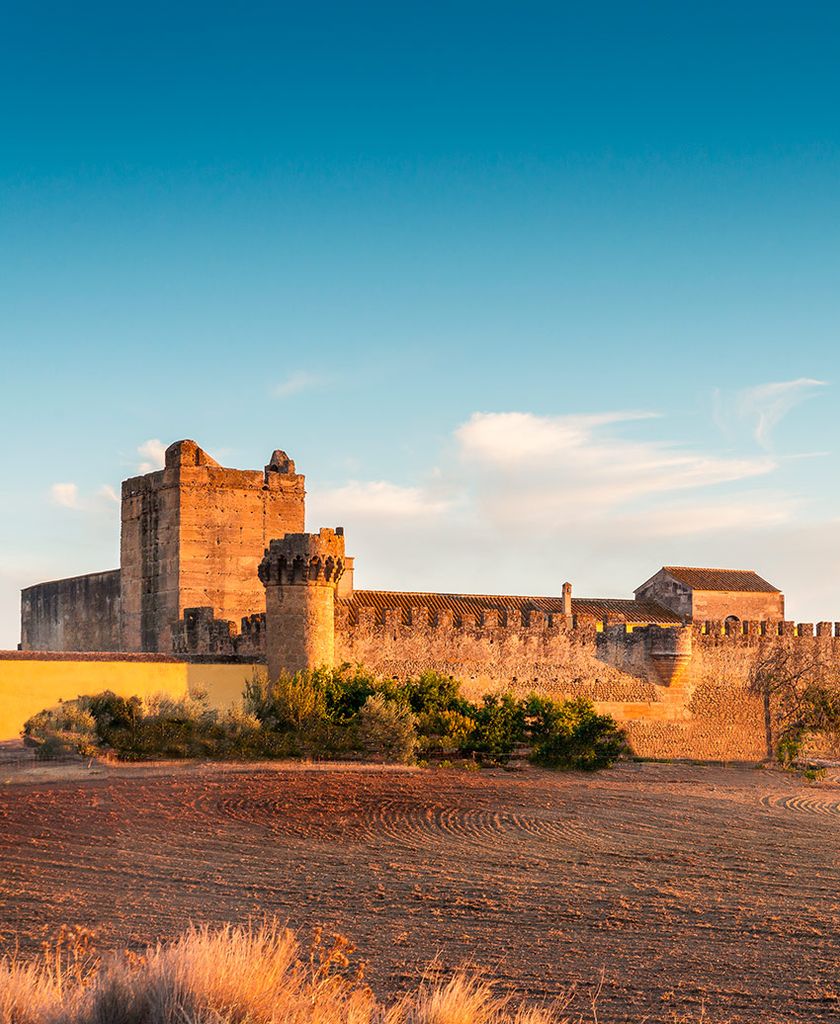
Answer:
0 922 578 1024
0 921 715 1024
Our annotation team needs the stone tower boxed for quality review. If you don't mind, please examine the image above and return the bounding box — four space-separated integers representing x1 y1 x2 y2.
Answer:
121 440 305 652
258 528 346 679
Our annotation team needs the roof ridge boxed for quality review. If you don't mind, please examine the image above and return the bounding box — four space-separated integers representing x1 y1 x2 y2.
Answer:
663 565 758 573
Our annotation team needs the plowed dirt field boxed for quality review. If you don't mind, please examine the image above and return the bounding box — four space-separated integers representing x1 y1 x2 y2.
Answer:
1 760 838 1023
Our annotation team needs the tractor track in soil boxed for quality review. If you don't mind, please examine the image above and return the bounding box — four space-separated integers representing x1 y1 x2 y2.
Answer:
0 760 838 1023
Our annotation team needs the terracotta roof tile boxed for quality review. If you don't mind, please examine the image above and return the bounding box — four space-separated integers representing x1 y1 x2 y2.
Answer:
662 567 780 593
340 590 682 624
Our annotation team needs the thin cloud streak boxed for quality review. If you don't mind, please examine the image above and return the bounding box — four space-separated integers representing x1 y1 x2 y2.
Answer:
312 480 452 521
714 377 828 449
740 378 827 447
272 371 324 398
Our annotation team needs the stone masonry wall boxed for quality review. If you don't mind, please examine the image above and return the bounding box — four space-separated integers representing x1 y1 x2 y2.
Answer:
691 590 785 622
334 611 840 760
335 607 660 702
121 467 181 652
159 596 840 762
20 570 122 652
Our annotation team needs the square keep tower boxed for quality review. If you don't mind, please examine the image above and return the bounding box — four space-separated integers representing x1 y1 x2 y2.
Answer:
120 440 305 652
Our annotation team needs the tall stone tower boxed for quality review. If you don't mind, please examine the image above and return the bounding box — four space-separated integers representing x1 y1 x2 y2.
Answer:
258 528 346 679
121 440 305 652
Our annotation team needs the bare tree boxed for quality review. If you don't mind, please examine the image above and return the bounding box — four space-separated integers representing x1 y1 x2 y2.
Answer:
749 642 840 763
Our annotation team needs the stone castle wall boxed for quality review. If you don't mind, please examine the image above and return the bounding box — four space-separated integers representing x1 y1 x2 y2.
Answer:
333 610 840 760
20 570 122 653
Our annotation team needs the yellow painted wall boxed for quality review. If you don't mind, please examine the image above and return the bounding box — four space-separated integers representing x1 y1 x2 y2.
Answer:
186 662 265 711
0 658 259 741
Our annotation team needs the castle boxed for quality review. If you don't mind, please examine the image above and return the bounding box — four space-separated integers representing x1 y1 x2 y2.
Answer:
22 439 785 664
18 439 839 761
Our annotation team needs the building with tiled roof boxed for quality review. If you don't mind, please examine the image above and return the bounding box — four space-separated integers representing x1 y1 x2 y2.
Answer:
634 566 784 624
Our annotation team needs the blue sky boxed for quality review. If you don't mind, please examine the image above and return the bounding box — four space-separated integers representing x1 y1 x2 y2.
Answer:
1 2 839 645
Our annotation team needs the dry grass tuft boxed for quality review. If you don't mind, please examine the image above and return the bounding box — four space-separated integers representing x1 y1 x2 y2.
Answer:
0 921 712 1024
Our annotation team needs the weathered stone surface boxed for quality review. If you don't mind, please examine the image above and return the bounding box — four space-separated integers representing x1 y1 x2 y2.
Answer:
120 440 305 652
260 528 345 678
20 570 121 652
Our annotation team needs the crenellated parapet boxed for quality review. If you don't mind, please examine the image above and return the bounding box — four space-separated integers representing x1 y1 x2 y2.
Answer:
694 619 840 641
171 606 266 660
258 528 346 588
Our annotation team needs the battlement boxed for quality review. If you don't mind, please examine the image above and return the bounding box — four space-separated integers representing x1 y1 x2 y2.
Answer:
259 528 346 587
171 607 267 659
335 599 679 635
694 619 840 640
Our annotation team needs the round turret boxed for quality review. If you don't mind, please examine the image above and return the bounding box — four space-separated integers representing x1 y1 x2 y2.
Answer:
259 528 346 677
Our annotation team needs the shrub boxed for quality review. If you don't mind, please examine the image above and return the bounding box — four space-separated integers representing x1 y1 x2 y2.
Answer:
24 701 98 758
24 702 94 740
463 693 526 758
402 671 465 714
355 694 417 763
529 697 626 771
86 691 143 738
19 670 625 773
244 672 328 731
322 665 379 722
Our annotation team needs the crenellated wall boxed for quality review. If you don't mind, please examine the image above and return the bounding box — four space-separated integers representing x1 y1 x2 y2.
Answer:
330 607 840 760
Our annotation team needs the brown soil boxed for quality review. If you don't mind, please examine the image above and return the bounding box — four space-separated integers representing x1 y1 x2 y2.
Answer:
0 760 838 1023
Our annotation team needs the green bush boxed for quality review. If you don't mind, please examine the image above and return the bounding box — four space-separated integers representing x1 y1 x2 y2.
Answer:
529 697 626 771
355 694 417 763
462 693 526 758
244 673 327 731
402 672 465 714
21 670 625 772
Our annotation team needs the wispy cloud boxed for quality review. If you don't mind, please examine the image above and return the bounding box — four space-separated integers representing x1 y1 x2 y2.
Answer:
455 411 659 465
98 484 120 504
303 407 818 606
455 411 775 523
739 378 827 447
314 409 787 542
137 439 166 473
50 482 80 509
715 378 828 449
51 481 121 511
312 480 451 521
272 371 323 398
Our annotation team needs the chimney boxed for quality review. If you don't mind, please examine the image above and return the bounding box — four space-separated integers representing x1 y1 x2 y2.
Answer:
562 581 572 618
